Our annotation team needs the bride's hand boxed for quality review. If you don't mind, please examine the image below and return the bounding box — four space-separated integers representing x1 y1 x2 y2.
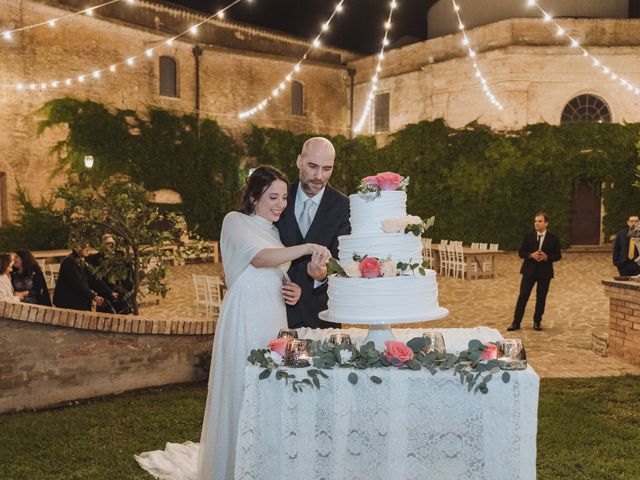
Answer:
282 282 302 305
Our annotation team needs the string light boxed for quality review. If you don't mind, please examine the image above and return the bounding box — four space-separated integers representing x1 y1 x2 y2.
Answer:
352 1 398 133
527 0 640 96
238 0 346 119
2 0 122 39
8 0 247 93
450 0 504 111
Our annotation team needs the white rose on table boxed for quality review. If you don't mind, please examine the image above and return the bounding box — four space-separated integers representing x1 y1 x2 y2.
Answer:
344 262 361 278
266 351 284 365
339 349 354 363
381 260 398 277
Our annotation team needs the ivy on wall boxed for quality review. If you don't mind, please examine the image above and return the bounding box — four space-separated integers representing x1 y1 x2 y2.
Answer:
9 98 640 250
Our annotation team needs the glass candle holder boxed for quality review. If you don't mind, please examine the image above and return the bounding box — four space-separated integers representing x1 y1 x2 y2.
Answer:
422 331 446 356
497 339 527 370
328 333 352 346
284 339 311 368
277 328 298 340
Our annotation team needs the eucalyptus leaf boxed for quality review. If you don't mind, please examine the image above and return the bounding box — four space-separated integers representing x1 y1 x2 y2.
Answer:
370 375 382 384
348 372 359 385
259 369 272 380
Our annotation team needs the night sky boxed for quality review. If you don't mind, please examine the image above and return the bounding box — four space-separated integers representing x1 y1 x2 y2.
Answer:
170 0 438 54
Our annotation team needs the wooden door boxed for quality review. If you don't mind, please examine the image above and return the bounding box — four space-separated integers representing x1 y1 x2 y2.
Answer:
570 180 601 245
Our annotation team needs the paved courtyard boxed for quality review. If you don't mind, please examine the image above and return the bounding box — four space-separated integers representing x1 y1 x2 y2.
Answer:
140 252 640 379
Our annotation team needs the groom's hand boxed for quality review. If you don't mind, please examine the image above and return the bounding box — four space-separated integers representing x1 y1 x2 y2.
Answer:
282 282 302 305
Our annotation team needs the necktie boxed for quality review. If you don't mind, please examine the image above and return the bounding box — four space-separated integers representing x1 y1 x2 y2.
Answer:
298 198 314 237
628 238 636 260
537 234 542 249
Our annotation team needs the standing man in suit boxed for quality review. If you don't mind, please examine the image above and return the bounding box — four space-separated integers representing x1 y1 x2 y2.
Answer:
276 137 350 329
507 213 562 332
612 215 640 276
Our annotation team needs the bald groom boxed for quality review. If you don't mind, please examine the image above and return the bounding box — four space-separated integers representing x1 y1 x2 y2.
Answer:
275 137 350 329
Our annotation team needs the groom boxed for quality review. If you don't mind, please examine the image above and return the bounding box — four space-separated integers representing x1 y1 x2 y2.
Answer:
276 137 350 329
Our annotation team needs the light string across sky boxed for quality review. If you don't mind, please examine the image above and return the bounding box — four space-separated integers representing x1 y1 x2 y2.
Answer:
451 0 504 111
352 0 398 133
526 0 640 96
2 0 128 40
238 0 345 119
8 0 249 92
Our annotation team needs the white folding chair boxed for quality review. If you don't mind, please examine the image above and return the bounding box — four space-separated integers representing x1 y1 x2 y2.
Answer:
479 243 489 250
421 238 433 268
193 274 211 318
47 263 60 289
471 242 480 250
451 241 467 279
438 242 449 276
205 275 222 316
489 243 499 251
446 241 460 278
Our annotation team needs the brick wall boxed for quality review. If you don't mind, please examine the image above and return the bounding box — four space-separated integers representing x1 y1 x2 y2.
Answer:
0 300 215 413
603 280 640 367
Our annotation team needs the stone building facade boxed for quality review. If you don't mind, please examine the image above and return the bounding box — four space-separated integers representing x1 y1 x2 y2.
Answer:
0 0 355 223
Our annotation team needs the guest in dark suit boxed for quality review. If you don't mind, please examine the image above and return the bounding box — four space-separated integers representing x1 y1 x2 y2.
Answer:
53 244 118 311
508 213 562 332
276 137 350 329
87 234 133 314
612 215 640 276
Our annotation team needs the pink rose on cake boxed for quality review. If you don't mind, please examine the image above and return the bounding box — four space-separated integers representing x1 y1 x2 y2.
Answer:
359 257 381 278
344 262 362 278
376 172 404 190
361 175 379 186
381 260 398 277
480 342 498 361
384 340 414 366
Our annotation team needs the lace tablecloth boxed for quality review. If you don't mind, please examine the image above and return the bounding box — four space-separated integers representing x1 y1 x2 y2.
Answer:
235 327 539 480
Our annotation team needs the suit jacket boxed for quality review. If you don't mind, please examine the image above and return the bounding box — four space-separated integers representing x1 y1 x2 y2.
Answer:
53 251 113 311
612 229 637 267
276 183 350 328
518 230 562 279
11 265 51 306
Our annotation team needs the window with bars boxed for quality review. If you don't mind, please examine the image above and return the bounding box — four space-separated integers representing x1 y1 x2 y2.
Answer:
561 94 611 123
374 92 390 133
291 81 304 116
159 56 178 98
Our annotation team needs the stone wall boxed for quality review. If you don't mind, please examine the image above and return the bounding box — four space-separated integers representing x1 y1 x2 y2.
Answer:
602 280 640 367
0 300 215 413
0 0 352 221
349 18 640 133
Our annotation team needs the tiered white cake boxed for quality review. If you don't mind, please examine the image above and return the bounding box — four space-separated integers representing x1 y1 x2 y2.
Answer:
321 190 448 325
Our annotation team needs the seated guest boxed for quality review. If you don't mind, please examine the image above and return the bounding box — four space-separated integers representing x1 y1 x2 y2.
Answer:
612 215 640 276
0 253 27 303
53 244 118 311
87 234 133 314
11 250 52 306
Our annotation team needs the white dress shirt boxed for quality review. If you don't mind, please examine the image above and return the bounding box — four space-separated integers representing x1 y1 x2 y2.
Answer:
0 274 20 302
536 230 546 250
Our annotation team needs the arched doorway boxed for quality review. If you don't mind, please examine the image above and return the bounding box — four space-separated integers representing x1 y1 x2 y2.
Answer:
561 94 611 245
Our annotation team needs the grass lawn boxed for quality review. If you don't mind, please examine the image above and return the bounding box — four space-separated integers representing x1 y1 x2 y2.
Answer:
1 376 639 479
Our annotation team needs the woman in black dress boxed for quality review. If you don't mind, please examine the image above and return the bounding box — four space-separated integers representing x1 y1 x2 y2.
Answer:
11 250 52 306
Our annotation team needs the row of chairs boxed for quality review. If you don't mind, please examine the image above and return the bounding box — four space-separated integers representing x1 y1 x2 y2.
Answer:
421 239 500 279
192 274 222 319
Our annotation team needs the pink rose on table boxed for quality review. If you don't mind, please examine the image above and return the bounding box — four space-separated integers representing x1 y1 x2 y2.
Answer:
376 172 404 190
480 343 498 361
361 175 379 186
384 340 414 365
268 338 288 357
359 257 381 278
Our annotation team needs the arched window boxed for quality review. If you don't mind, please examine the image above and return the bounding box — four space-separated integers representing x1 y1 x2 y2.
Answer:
291 81 304 116
159 56 178 98
561 94 611 124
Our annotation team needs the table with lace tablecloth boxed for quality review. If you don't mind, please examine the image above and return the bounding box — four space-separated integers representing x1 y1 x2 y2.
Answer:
234 327 539 480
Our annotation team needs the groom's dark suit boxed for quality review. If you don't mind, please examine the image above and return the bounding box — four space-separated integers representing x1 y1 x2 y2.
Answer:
512 230 562 328
276 183 350 329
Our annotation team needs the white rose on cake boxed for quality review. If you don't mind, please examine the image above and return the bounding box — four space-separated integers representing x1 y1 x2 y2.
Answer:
381 260 398 277
344 262 362 278
380 215 423 233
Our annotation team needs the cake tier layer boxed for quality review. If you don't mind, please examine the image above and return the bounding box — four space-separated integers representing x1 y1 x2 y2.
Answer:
323 271 448 325
337 233 423 265
349 191 407 235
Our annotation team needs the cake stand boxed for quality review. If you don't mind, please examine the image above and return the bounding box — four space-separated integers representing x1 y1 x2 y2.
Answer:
319 307 449 350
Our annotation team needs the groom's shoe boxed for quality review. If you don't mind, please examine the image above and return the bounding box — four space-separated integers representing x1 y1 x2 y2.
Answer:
506 323 520 332
533 322 543 331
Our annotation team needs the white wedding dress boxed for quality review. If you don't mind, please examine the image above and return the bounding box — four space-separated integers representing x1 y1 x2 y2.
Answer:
136 212 289 480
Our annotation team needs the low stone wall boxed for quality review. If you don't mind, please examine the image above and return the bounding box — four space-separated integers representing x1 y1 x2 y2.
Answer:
602 280 640 367
0 301 215 413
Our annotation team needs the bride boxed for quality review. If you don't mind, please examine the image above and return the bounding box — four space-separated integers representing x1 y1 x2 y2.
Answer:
136 165 331 480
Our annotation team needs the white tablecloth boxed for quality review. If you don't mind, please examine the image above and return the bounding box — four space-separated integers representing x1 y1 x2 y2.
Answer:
235 327 539 480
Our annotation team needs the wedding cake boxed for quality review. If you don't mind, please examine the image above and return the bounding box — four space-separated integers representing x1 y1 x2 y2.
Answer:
321 172 448 325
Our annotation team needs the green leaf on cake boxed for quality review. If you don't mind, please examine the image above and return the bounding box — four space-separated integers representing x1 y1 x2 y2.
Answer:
327 258 346 277
348 372 359 385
